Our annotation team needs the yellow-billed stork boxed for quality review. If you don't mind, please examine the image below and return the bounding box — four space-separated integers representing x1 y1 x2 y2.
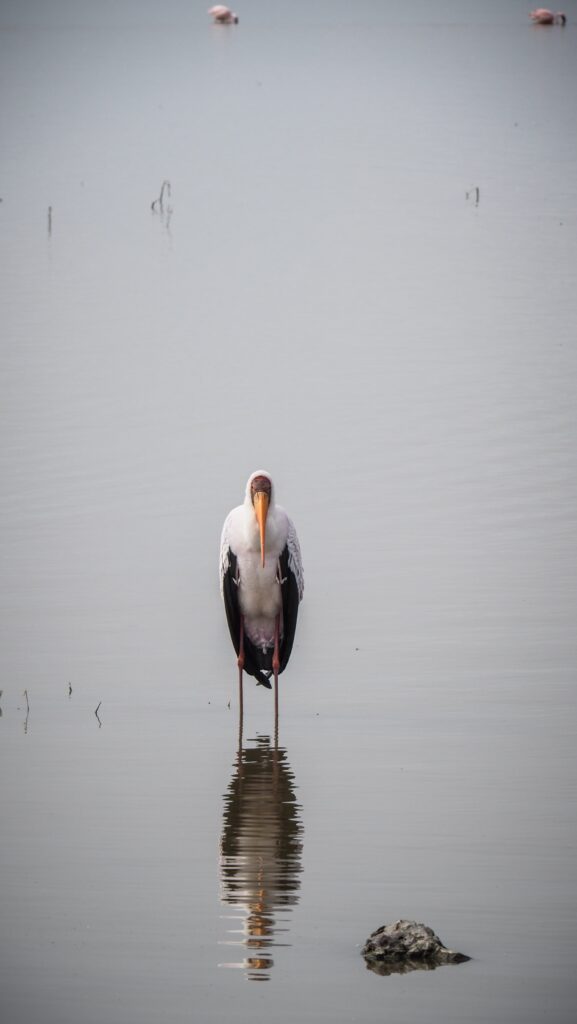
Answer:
220 471 304 717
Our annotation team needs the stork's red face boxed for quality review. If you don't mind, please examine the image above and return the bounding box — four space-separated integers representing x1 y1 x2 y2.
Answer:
251 476 271 567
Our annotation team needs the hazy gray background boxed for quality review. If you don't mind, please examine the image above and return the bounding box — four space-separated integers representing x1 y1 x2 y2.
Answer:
1 1 576 1021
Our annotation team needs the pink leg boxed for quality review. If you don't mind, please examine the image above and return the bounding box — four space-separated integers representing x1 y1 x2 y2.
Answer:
237 615 245 719
273 614 280 724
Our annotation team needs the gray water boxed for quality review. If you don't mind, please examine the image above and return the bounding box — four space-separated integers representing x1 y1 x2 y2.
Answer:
1 1 576 1021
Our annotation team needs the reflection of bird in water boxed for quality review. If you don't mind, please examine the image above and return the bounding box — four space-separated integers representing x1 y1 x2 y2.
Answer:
219 735 303 980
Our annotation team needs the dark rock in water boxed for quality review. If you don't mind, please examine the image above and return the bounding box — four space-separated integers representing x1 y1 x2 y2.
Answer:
362 920 470 971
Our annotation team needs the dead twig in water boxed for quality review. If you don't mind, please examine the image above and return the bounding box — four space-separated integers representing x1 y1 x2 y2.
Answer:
22 691 30 735
68 682 73 697
151 180 171 213
151 180 173 239
94 701 102 727
466 186 480 207
48 206 52 236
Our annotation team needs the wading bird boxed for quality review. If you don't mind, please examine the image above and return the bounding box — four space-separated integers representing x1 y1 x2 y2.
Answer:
529 9 566 23
220 471 304 718
209 5 239 24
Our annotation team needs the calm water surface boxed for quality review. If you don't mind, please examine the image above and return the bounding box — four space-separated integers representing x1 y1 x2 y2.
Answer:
1 2 576 1022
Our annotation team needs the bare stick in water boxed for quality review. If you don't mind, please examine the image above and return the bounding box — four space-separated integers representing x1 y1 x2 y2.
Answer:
151 180 171 213
22 690 30 734
48 206 52 236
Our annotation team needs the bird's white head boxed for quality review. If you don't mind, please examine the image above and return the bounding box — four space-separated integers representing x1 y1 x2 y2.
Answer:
245 470 274 568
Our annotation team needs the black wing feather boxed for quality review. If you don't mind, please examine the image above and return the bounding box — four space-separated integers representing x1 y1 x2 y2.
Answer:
222 549 241 655
279 543 300 673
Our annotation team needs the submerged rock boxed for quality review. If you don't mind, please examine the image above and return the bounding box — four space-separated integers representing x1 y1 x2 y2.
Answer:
362 920 470 970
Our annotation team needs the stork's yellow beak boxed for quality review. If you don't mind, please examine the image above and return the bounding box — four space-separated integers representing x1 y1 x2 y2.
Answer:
253 491 269 567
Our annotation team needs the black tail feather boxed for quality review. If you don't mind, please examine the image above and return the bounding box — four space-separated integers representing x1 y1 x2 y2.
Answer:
244 637 274 689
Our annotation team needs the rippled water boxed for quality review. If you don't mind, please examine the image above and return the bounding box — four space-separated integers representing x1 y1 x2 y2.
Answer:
219 735 303 980
1 1 576 1022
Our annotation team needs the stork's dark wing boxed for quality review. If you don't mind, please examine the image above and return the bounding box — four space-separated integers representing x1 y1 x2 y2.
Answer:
278 526 303 673
221 548 241 657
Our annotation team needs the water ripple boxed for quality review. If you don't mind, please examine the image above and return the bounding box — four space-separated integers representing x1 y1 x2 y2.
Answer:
218 735 303 981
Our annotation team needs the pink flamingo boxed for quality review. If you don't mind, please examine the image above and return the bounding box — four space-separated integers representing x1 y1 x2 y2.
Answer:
208 5 239 24
529 9 566 24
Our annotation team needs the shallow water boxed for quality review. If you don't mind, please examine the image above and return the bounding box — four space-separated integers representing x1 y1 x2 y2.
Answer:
1 2 577 1022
